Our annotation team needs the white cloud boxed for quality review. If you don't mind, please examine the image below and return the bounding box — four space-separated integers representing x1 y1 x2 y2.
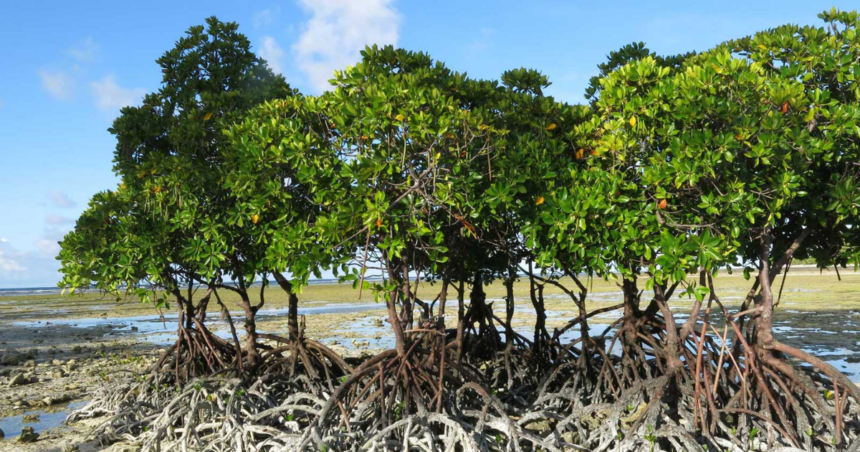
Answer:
293 0 400 93
67 37 99 63
253 7 281 29
47 190 76 208
0 239 65 288
34 238 60 256
0 240 29 274
0 252 26 273
46 214 74 226
468 28 496 54
33 226 68 263
90 75 145 112
39 69 74 100
259 36 286 75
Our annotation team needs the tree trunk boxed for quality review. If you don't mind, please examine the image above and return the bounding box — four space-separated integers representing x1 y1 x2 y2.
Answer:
653 284 683 371
383 254 409 356
456 280 465 362
504 267 516 345
272 272 300 341
238 291 260 366
621 275 640 345
756 232 775 347
438 277 449 318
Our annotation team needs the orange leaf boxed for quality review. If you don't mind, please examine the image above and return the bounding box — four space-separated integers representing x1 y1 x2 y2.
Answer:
536 196 545 206
545 123 557 131
203 112 213 121
658 199 668 210
780 102 789 114
251 214 259 224
376 218 383 228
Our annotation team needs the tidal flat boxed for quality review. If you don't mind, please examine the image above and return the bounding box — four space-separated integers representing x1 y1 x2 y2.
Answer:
0 268 859 450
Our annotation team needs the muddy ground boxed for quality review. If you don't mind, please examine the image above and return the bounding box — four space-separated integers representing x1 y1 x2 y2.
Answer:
1 269 859 451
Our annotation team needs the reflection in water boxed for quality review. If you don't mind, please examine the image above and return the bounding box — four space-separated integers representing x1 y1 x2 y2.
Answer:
324 306 860 382
0 401 87 439
11 303 860 381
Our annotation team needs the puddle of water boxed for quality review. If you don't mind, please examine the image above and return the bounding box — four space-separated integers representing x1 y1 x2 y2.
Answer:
0 401 87 439
13 302 389 346
10 298 860 383
328 316 397 350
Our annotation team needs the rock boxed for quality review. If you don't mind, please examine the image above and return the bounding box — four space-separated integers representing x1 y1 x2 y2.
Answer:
18 426 39 443
0 427 4 439
1 352 20 365
43 393 73 406
524 419 551 433
24 359 36 368
8 373 29 386
105 443 140 452
52 359 63 366
72 345 82 354
130 326 139 332
62 443 79 452
0 368 12 377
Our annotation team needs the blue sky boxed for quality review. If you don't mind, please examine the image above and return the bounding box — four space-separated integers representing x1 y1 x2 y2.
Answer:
0 0 853 288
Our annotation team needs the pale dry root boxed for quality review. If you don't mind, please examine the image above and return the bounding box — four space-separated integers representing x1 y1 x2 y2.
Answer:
64 308 860 452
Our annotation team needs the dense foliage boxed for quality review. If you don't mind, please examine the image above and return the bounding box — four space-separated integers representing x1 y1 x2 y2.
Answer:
59 9 860 452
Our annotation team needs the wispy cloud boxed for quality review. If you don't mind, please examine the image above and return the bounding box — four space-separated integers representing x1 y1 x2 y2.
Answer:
467 28 496 54
253 6 281 29
67 37 99 63
47 190 76 208
0 240 27 274
34 238 60 256
293 0 400 93
39 69 74 100
259 36 286 75
0 239 65 288
90 75 145 113
45 214 74 226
